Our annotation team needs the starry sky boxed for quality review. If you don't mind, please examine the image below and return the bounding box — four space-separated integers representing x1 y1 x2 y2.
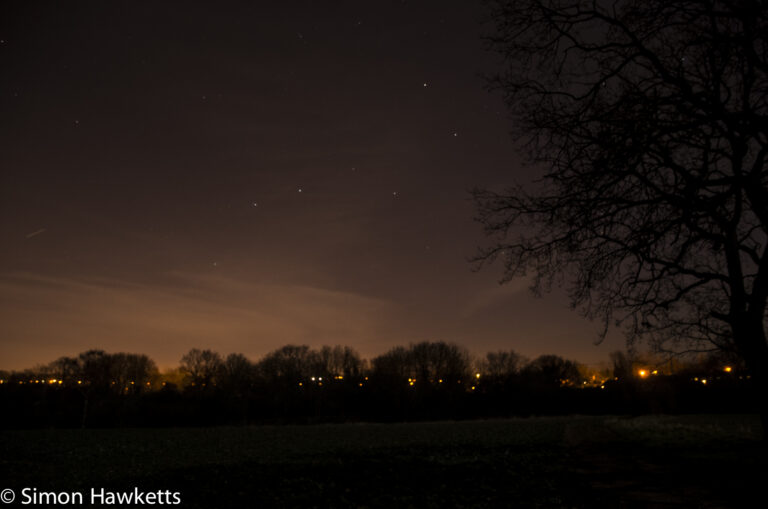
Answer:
0 0 623 370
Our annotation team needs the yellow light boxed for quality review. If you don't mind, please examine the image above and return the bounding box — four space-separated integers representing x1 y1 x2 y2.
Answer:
299 382 303 386
338 375 343 380
701 379 707 385
78 381 82 385
58 380 62 385
409 381 414 386
438 379 443 383
359 383 363 387
476 373 481 379
724 366 732 373
365 376 368 380
471 386 476 390
638 370 647 377
318 382 323 386
651 370 658 375
600 385 605 389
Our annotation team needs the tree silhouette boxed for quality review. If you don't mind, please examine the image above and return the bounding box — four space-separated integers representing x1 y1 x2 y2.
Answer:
221 353 255 393
480 350 525 380
317 345 365 378
476 0 768 430
522 355 581 388
372 346 413 380
257 345 318 382
179 348 223 389
110 353 157 393
410 341 471 384
373 342 471 384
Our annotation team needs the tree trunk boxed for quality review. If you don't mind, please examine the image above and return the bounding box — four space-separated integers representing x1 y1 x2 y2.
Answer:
733 315 768 441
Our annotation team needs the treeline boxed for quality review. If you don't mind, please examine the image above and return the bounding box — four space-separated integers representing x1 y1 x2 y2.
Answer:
0 342 757 428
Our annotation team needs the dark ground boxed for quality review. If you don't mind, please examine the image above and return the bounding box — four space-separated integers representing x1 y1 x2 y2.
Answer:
1 415 765 508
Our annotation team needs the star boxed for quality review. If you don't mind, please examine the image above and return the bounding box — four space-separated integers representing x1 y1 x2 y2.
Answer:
392 191 398 197
453 132 458 137
298 188 303 193
423 83 428 87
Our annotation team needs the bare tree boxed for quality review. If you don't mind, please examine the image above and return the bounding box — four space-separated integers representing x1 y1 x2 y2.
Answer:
221 353 255 393
372 346 414 379
179 348 224 388
110 353 157 393
410 341 471 383
610 351 634 380
475 1 768 428
521 355 582 387
373 342 471 384
480 350 526 379
257 345 318 382
317 345 365 378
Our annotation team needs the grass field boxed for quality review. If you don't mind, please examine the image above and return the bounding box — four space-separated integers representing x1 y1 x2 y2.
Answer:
1 415 766 508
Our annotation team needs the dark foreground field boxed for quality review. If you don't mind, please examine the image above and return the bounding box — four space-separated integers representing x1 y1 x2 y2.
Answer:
1 415 766 508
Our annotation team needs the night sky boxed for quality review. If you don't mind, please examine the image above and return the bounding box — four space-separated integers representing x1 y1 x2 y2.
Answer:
0 1 622 370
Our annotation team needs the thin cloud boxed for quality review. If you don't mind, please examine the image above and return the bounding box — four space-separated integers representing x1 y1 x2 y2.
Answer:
0 272 399 369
